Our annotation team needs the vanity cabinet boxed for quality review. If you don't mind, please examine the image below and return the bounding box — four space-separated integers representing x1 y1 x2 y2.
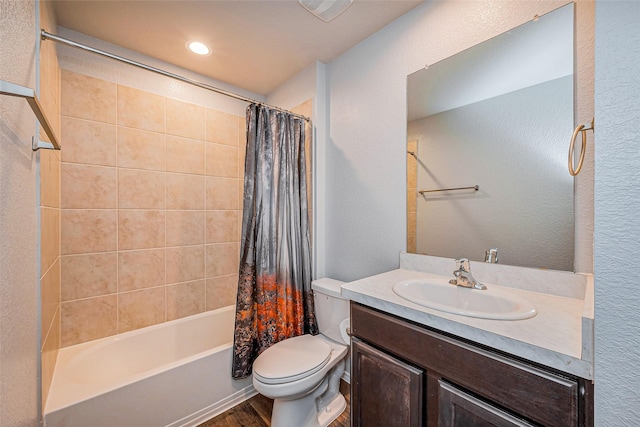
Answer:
350 302 593 427
351 339 423 427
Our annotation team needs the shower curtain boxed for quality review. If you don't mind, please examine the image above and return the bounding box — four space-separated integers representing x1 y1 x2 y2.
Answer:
231 103 317 379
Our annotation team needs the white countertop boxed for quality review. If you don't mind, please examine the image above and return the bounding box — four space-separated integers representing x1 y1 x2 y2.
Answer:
342 268 593 379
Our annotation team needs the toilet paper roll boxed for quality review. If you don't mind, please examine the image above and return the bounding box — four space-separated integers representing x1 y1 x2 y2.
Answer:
339 318 351 344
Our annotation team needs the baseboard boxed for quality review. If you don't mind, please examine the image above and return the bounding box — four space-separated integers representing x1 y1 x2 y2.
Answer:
341 371 350 384
171 385 258 427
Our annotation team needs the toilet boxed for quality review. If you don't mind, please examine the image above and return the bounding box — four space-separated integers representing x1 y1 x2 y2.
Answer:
252 278 350 427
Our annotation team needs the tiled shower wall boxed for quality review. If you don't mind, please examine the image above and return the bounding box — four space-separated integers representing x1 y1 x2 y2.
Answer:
40 0 62 407
59 70 245 347
59 70 314 347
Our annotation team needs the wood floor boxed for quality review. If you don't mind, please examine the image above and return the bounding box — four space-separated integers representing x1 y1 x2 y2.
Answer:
197 380 350 427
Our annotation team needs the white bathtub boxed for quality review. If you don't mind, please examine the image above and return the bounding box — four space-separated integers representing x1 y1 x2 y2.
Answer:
44 306 255 427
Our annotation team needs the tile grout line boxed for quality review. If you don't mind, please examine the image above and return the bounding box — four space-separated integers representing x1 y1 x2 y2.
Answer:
204 111 208 312
115 85 120 336
164 95 168 324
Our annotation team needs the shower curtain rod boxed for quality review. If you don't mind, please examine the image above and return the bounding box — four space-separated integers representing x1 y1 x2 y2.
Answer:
40 30 310 122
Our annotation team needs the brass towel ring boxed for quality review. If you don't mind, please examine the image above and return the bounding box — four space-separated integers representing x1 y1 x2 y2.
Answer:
568 118 594 176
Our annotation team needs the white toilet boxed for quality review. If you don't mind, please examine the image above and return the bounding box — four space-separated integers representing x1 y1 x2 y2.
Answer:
252 278 350 427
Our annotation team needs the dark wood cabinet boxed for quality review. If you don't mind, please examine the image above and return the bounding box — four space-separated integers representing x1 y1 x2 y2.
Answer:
351 338 423 427
350 302 593 427
438 380 535 427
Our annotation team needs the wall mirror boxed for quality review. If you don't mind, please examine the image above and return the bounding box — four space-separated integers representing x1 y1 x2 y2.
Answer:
406 3 574 271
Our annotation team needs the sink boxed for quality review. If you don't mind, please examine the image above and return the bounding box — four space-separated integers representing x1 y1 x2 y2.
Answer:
392 278 537 320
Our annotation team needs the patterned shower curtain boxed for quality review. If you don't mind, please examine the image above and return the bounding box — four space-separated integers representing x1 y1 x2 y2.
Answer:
231 103 317 379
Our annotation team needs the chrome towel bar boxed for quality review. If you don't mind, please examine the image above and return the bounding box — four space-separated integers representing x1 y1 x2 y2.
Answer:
0 79 61 151
419 185 479 195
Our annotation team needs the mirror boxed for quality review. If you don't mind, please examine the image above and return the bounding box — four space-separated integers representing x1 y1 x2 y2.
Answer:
406 4 574 271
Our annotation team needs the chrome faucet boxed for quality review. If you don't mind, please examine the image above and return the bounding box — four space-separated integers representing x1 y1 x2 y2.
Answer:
449 258 487 290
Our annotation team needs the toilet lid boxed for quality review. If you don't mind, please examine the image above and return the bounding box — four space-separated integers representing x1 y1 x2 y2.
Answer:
253 335 331 385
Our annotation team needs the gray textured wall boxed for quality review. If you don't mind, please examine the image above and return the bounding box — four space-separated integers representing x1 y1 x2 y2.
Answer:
594 1 640 424
325 0 594 281
0 0 40 425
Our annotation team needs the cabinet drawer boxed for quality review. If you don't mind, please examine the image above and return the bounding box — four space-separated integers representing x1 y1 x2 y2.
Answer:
351 303 580 427
439 380 536 427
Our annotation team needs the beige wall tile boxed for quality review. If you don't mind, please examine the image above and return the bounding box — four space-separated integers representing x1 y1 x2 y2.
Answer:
61 295 117 346
166 98 205 140
61 163 116 209
117 85 165 133
407 188 417 213
407 212 417 250
205 143 238 177
166 210 205 247
61 70 116 124
118 169 165 209
40 149 60 208
40 13 61 400
308 208 313 243
206 274 238 310
57 74 257 339
407 234 416 253
61 116 117 166
61 209 116 255
206 210 238 243
238 179 244 212
118 210 165 250
61 253 117 301
41 206 60 272
166 280 205 321
166 173 204 210
118 288 165 333
238 117 246 148
166 245 205 285
292 99 313 118
407 156 417 188
117 127 166 171
206 243 239 278
166 135 205 175
41 308 59 409
206 177 238 210
119 249 165 291
41 258 60 338
206 109 238 146
239 144 246 175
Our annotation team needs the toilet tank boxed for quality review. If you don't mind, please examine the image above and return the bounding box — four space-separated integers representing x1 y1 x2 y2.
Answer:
312 278 349 344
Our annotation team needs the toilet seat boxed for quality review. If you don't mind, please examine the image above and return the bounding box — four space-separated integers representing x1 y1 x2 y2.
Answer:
253 335 331 385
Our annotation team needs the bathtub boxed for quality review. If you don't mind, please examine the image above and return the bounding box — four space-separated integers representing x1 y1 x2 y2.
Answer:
44 306 255 427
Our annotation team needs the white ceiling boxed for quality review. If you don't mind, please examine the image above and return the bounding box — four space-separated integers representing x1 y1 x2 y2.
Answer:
49 0 424 96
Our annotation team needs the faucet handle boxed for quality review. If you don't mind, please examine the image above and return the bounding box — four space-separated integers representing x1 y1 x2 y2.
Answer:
484 248 498 263
455 258 471 272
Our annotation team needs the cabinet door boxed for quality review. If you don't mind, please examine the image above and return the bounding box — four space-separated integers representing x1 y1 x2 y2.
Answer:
351 338 424 427
438 380 536 427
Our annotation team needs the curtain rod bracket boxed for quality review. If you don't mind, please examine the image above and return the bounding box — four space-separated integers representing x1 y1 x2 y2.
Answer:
32 136 58 151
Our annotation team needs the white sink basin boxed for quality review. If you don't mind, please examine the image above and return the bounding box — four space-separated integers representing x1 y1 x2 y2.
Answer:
392 278 537 320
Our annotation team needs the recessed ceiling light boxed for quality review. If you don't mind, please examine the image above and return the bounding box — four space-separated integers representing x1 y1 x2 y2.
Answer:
187 41 210 56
